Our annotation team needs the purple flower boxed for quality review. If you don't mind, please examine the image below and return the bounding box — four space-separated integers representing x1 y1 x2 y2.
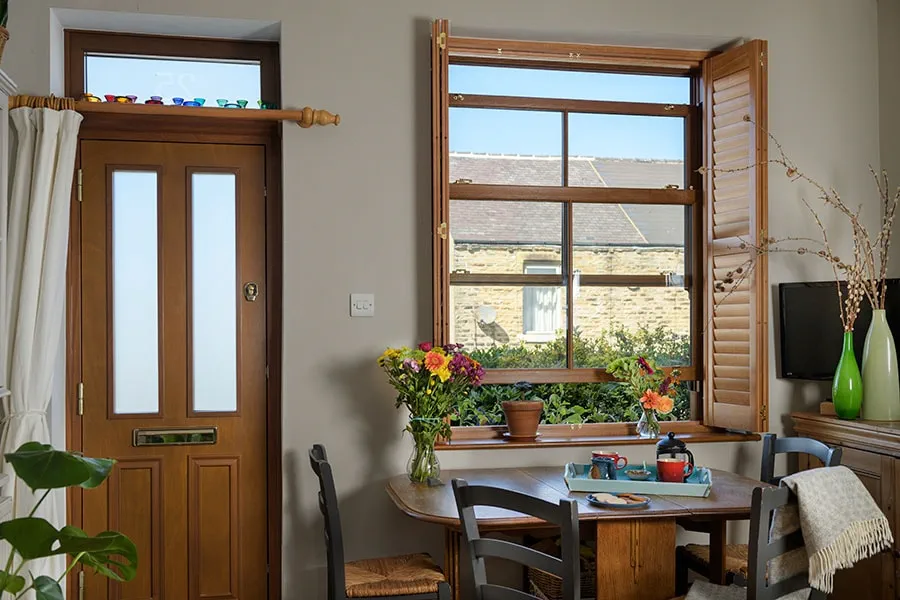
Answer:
402 358 421 373
418 342 433 352
659 375 672 395
637 357 654 375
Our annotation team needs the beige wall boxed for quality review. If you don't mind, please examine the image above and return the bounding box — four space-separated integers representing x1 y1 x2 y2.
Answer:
880 0 900 271
6 1 887 598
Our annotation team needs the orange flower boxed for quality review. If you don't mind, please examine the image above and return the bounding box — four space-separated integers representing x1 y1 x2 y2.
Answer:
640 389 661 411
424 350 449 373
656 395 675 415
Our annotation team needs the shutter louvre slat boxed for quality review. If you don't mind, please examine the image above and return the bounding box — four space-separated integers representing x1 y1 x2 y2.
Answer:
704 40 768 433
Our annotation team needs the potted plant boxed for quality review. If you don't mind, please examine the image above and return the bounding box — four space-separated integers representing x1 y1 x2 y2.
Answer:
379 342 484 483
501 381 544 441
0 442 137 599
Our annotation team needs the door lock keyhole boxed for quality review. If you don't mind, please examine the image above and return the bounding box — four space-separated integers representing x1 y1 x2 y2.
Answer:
243 282 259 302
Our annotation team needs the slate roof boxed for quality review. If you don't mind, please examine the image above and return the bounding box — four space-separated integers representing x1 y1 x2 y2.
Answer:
449 153 685 246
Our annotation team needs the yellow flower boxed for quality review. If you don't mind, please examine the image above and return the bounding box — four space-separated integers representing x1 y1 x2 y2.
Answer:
435 366 451 382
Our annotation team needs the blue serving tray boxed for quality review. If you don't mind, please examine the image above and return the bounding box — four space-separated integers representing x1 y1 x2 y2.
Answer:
564 462 712 497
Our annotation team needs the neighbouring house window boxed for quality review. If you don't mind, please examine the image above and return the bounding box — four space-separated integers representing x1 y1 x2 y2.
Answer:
523 262 562 340
433 22 770 434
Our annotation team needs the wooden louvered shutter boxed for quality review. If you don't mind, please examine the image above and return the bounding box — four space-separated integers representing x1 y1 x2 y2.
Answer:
432 19 450 343
702 40 769 432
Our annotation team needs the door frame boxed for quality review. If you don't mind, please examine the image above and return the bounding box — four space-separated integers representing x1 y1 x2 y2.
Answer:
66 116 283 600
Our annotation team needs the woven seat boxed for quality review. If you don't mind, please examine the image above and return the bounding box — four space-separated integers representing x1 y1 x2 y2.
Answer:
682 543 749 578
344 554 445 598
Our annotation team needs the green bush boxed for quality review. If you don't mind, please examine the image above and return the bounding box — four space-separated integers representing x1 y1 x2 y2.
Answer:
450 325 692 427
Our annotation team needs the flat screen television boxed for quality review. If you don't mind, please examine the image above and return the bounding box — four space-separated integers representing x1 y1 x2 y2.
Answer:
778 279 900 380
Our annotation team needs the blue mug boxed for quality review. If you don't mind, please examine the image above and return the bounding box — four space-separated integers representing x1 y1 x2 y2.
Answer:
590 456 617 480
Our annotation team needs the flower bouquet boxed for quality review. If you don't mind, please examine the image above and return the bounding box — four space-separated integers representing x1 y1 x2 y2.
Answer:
607 356 679 439
379 342 484 483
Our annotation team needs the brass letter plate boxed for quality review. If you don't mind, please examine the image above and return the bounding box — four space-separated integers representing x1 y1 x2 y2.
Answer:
133 427 217 447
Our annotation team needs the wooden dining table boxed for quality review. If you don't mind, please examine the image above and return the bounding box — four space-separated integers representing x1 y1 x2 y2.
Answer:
386 466 770 600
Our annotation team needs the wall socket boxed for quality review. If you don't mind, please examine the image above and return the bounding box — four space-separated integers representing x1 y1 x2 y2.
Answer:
350 293 375 317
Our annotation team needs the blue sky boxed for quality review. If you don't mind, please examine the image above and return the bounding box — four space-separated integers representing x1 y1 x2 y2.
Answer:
449 65 688 160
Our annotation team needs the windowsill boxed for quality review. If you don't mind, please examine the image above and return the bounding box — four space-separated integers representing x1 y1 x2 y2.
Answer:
436 422 760 450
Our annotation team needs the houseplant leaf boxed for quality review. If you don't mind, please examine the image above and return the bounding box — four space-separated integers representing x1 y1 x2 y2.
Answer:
0 518 59 559
5 443 114 491
55 526 138 582
0 570 25 594
33 575 64 600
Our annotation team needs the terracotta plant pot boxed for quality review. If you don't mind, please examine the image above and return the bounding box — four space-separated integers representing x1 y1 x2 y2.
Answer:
501 400 544 440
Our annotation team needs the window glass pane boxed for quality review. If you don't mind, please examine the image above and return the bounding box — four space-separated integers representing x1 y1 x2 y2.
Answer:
113 171 159 415
573 287 691 368
192 173 238 413
573 204 685 275
450 65 691 104
451 286 567 368
568 114 684 187
85 55 262 107
451 381 691 426
450 200 563 274
450 108 562 184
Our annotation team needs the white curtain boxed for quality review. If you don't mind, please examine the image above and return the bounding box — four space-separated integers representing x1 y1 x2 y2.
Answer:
0 107 82 584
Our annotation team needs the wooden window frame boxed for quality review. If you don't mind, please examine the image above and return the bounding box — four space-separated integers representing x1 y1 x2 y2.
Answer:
432 22 768 445
63 31 284 600
64 30 281 105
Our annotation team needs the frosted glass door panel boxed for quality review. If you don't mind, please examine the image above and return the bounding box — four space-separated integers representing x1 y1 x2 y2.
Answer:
113 171 160 415
192 173 238 413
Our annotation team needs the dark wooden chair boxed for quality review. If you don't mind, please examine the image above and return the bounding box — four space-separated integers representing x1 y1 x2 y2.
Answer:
451 478 580 600
684 486 826 599
676 434 841 593
309 445 451 600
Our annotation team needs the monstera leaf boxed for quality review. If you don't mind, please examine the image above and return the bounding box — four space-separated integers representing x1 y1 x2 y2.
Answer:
55 527 138 582
4 442 114 491
0 518 59 559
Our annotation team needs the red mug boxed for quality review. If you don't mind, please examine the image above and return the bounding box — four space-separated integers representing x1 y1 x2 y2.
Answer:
591 450 628 470
657 457 694 482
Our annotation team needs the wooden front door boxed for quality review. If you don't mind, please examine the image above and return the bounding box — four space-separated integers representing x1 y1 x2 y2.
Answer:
79 140 269 600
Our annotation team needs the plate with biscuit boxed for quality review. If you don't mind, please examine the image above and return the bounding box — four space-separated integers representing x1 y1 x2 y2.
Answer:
586 492 650 509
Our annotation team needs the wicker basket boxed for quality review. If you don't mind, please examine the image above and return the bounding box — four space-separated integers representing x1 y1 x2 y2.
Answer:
527 537 596 600
0 27 9 64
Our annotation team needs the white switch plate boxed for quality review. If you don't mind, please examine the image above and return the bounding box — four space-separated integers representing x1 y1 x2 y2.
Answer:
350 293 375 317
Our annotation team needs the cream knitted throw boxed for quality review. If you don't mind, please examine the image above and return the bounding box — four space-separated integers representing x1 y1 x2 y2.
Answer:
771 465 893 593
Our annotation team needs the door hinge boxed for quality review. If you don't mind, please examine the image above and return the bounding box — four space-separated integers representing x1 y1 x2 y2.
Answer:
265 365 269 380
78 570 85 600
437 31 447 50
76 169 83 203
759 403 768 424
77 382 84 416
264 186 268 198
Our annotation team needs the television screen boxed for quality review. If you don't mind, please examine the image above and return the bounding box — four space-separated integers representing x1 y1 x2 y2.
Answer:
778 280 900 380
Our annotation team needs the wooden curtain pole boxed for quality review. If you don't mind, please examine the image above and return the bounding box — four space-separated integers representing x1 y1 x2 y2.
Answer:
9 95 76 110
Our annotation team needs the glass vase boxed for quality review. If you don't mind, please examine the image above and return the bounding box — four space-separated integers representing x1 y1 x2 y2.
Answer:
636 409 660 439
862 309 900 420
407 426 441 484
832 330 862 419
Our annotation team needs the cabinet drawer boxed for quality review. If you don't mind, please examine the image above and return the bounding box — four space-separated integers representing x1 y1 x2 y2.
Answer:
840 447 883 476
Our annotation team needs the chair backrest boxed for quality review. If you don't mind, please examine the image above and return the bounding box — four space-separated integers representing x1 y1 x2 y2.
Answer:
451 478 580 600
747 487 826 600
309 444 347 600
760 434 842 485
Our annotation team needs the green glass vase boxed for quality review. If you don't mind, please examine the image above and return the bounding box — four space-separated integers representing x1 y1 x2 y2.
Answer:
861 309 900 420
832 331 862 419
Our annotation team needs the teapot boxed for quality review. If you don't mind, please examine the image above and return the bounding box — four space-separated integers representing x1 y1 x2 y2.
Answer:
656 432 695 468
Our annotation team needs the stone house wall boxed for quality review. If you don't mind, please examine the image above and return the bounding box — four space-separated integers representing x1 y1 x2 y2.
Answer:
450 244 690 350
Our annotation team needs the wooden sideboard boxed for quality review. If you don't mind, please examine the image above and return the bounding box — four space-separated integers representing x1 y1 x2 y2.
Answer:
792 412 900 599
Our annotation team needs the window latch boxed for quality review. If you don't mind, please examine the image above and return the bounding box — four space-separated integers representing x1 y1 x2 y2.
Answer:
664 184 679 189
452 178 473 184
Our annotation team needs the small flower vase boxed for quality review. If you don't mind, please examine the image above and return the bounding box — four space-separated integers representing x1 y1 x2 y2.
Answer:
636 409 661 439
832 330 862 419
406 421 441 484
